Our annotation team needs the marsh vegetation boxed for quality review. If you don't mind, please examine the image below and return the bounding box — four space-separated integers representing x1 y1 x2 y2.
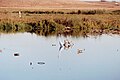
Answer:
0 9 120 37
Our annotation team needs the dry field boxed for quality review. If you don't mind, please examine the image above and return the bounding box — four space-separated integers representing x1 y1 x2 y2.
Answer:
0 0 120 10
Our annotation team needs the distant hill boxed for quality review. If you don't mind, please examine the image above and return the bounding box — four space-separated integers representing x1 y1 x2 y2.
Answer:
0 0 80 7
0 0 120 9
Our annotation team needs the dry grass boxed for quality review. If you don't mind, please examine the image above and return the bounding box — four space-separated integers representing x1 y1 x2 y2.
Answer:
0 0 120 10
0 9 120 36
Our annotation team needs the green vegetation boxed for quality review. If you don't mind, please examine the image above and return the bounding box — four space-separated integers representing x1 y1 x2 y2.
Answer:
0 22 32 33
0 9 120 37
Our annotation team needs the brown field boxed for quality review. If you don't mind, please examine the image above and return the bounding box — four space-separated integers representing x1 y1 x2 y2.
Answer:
0 0 120 10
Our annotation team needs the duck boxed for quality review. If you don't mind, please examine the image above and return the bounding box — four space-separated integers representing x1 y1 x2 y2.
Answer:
77 49 83 54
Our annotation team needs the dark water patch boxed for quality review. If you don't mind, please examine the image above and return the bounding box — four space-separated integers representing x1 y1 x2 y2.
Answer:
37 62 45 65
52 44 56 46
14 52 19 57
30 62 33 65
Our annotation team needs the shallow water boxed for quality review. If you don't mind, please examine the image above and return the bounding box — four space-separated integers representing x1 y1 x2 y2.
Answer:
0 33 120 80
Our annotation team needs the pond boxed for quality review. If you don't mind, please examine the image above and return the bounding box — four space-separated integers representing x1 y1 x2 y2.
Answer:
0 32 120 80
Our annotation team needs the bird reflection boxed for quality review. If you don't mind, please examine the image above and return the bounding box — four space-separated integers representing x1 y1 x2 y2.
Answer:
59 39 74 51
59 41 63 51
58 39 74 58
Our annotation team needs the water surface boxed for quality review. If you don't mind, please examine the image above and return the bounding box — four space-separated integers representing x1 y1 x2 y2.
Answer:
0 33 120 80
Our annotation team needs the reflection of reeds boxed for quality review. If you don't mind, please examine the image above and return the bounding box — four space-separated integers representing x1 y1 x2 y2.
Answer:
0 22 32 33
0 9 120 36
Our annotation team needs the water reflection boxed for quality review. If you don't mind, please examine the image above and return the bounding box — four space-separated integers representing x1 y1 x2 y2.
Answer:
1 24 119 37
0 33 120 80
59 39 74 51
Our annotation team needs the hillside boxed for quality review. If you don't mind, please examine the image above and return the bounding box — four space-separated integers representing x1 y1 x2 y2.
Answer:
0 0 120 9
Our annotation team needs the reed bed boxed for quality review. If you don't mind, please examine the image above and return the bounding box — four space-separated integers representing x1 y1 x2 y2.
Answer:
0 9 120 36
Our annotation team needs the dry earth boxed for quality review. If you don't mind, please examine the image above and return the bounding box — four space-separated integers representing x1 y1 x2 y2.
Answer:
0 0 120 10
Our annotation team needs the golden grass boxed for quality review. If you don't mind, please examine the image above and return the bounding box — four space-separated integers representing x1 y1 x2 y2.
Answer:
0 9 120 36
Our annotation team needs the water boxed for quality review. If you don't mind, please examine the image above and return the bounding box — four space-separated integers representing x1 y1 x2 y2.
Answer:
0 33 120 80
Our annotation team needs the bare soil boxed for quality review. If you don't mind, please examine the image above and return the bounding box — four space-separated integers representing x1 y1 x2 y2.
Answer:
0 0 120 10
